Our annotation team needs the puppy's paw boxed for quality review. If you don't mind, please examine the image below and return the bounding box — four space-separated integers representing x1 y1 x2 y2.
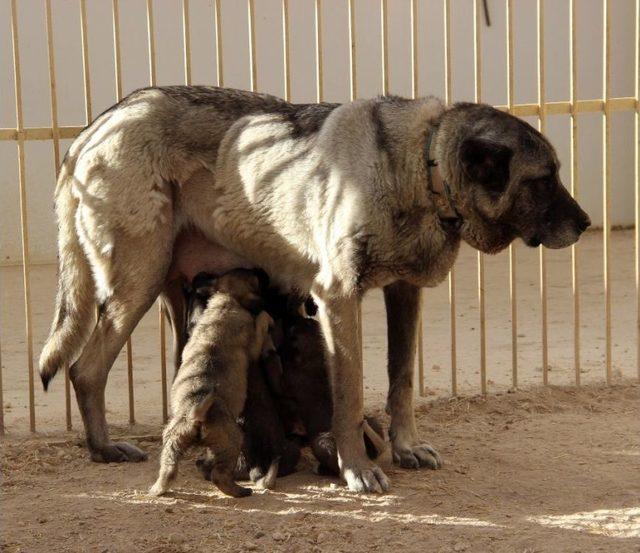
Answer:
392 442 442 470
342 462 390 494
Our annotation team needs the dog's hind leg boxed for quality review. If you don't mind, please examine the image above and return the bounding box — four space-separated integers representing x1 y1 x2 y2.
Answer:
150 418 198 496
70 228 173 463
383 281 442 470
202 413 251 498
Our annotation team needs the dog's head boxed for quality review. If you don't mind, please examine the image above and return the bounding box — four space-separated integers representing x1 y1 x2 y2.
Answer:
438 103 590 254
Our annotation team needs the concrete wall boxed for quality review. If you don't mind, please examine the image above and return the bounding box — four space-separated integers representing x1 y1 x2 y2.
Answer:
0 0 637 265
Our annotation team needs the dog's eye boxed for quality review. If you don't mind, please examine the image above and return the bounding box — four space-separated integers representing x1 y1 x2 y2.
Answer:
523 177 553 198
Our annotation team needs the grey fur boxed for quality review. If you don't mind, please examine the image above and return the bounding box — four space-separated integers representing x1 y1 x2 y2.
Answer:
39 86 589 492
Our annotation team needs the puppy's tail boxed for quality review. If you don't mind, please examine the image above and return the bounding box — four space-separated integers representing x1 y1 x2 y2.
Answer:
39 170 96 390
363 416 387 460
189 392 216 422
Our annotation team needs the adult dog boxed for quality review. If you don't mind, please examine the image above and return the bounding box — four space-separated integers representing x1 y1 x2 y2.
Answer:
39 86 590 493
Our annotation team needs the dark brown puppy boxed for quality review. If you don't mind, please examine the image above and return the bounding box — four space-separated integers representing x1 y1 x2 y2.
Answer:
276 313 386 475
188 273 300 489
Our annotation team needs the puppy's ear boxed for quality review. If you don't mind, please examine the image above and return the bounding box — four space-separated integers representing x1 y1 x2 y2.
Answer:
191 272 218 298
252 268 270 292
460 137 513 193
304 297 318 317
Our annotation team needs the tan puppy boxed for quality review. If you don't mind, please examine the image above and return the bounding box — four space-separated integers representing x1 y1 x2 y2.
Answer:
150 269 271 498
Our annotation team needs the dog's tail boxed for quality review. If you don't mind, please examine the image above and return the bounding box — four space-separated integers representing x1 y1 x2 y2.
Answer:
39 169 96 390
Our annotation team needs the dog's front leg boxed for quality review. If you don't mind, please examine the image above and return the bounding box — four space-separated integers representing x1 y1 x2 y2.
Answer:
384 281 442 469
314 292 390 493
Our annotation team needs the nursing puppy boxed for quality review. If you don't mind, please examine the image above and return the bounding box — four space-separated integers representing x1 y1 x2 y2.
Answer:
187 272 300 489
276 314 387 475
150 269 271 498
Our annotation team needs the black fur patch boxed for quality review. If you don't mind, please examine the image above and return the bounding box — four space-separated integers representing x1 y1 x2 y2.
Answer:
158 86 339 138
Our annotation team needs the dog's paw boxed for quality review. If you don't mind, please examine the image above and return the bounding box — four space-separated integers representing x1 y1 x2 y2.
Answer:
90 441 148 463
148 481 167 496
392 442 442 470
342 463 390 494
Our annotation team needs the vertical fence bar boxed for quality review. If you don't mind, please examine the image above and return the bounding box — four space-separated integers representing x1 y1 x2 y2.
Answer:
537 0 549 385
315 0 323 103
444 0 457 396
282 0 291 101
569 0 581 386
10 0 35 433
45 0 72 430
410 0 418 100
410 0 426 396
214 0 224 87
347 0 363 359
112 0 123 100
348 0 357 101
474 0 486 395
146 0 157 87
248 0 257 92
635 0 640 381
45 0 61 174
381 0 388 95
183 0 192 86
603 0 612 384
146 0 167 423
80 0 92 123
111 0 135 425
506 0 518 389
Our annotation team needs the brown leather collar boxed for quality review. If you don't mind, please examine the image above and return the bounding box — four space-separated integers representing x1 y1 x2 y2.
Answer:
425 128 462 227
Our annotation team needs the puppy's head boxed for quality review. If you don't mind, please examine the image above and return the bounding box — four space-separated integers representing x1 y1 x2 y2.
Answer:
185 272 218 334
438 103 590 253
214 268 266 315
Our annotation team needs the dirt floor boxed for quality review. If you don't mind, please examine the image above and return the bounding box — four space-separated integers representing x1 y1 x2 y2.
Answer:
2 384 639 552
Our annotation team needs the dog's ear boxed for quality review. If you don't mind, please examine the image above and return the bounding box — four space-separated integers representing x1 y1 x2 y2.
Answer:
460 137 513 193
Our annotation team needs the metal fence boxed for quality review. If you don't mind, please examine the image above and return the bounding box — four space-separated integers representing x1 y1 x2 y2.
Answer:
0 0 639 435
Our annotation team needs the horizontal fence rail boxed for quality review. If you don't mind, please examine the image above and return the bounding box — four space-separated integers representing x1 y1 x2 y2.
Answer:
0 0 638 435
0 99 637 143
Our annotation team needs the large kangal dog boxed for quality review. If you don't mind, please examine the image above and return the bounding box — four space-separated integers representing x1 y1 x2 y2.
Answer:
39 87 590 492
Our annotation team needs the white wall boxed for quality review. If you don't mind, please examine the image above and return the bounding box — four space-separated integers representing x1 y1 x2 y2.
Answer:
0 0 637 265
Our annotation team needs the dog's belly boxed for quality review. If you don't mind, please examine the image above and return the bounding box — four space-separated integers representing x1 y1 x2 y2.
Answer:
167 229 254 283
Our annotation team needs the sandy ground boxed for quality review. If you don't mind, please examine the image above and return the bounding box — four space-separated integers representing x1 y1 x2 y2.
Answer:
1 229 638 435
2 385 639 552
